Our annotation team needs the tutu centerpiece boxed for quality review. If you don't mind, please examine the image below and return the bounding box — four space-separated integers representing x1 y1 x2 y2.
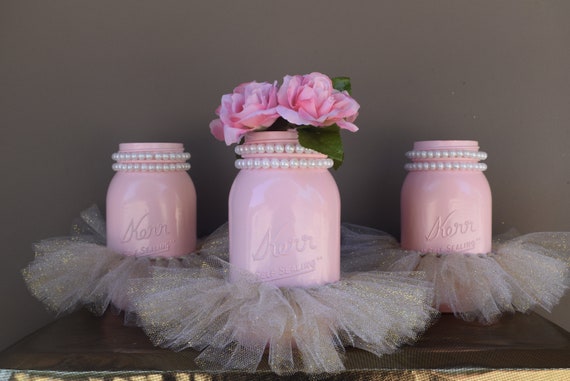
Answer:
22 141 197 316
130 73 438 375
387 141 569 323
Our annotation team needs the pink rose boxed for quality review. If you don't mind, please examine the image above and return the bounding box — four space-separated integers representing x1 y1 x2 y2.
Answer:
210 81 280 145
276 72 359 132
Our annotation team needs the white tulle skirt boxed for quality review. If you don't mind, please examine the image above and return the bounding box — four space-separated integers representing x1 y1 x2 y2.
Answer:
22 206 569 374
340 224 569 323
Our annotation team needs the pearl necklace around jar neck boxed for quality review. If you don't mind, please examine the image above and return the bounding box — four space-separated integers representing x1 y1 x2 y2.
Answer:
234 143 334 170
404 149 488 172
111 150 191 172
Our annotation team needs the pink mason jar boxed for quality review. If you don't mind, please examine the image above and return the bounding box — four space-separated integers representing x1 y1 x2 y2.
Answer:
401 140 492 254
229 130 341 288
106 143 197 257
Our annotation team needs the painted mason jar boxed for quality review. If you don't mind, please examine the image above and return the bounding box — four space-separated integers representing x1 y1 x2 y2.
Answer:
401 140 492 254
106 142 197 257
229 130 340 287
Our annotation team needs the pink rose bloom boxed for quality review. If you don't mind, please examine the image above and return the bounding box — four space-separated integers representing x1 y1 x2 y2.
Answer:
276 72 359 132
210 81 280 145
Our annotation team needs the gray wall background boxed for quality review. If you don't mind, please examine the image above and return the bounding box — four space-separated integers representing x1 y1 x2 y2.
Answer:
1 1 569 350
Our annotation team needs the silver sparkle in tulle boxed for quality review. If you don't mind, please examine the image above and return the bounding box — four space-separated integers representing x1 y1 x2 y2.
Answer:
21 207 569 374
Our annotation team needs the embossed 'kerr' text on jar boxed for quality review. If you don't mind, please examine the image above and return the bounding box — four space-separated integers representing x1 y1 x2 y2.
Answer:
401 140 492 254
106 143 197 257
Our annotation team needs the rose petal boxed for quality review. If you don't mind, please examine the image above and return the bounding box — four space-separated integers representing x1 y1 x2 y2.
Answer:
209 119 225 142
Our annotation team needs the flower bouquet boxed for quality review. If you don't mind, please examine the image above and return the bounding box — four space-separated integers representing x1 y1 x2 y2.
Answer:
209 72 359 169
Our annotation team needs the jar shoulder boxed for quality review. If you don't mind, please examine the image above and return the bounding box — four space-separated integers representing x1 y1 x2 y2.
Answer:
403 171 490 189
107 172 196 194
229 170 340 203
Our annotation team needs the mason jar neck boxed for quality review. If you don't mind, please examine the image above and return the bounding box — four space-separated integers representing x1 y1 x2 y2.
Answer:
404 140 488 172
234 130 333 170
111 142 191 172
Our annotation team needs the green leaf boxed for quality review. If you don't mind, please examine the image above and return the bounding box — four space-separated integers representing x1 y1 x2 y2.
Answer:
332 77 352 94
297 125 344 170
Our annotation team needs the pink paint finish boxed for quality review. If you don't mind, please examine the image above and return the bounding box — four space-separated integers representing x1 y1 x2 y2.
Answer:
106 143 197 257
229 131 340 287
401 140 492 254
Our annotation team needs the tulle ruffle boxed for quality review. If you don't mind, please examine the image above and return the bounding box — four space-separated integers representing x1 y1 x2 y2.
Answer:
21 207 569 374
131 226 437 375
339 224 569 324
22 205 193 316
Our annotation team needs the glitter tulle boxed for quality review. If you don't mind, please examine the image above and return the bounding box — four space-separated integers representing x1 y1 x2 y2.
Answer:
21 207 569 374
131 224 437 375
21 205 193 316
339 225 570 324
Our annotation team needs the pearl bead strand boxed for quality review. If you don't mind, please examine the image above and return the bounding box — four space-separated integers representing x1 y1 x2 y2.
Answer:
235 157 334 170
112 151 191 172
112 162 191 172
112 152 191 162
405 162 487 171
235 143 318 156
405 150 487 161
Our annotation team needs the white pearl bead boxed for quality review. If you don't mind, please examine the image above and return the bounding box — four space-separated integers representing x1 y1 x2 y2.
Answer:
285 144 295 153
295 144 305 154
274 144 284 153
270 158 280 168
300 159 308 168
262 158 270 168
257 144 265 153
290 158 299 168
280 159 289 168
